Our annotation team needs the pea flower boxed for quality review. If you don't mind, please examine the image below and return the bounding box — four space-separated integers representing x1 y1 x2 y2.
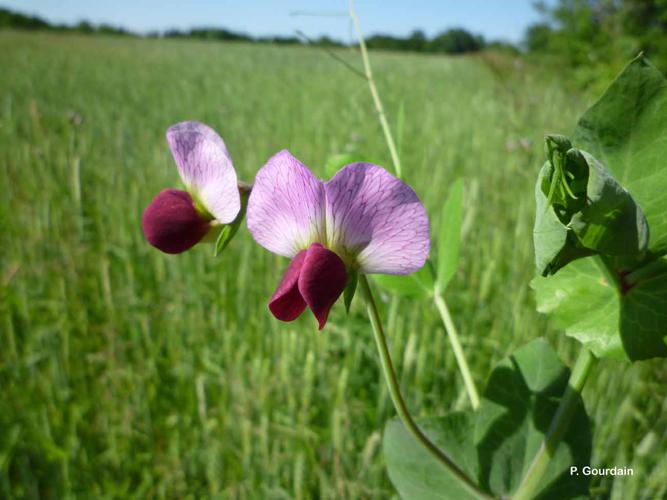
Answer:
142 121 241 254
247 150 430 329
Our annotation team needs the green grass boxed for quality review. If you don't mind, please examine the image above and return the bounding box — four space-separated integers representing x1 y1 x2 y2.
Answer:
0 31 665 499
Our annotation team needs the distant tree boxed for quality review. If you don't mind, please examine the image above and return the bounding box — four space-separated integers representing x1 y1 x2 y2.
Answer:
428 28 485 54
0 5 515 58
98 24 130 36
525 23 553 52
406 30 427 52
365 34 407 51
522 0 667 78
74 20 95 34
312 35 343 48
258 35 299 45
163 29 186 38
0 7 50 29
619 0 667 67
188 27 251 42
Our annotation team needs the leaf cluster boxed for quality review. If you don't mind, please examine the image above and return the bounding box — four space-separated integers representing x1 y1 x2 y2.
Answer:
532 55 667 361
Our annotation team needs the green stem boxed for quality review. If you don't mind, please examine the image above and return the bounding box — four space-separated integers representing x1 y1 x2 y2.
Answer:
348 0 403 178
349 0 480 411
433 292 480 409
359 275 492 500
512 347 596 500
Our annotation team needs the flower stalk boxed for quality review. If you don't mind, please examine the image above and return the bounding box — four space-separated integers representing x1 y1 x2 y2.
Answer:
349 0 480 409
359 275 492 500
433 291 480 409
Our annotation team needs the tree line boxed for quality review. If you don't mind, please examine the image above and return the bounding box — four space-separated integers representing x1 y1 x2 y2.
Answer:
525 0 667 75
4 2 667 72
0 7 510 55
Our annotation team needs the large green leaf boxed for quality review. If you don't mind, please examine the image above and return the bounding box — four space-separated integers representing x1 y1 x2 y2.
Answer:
532 258 623 359
533 56 667 361
384 413 480 500
573 55 667 254
473 339 591 499
532 256 667 361
437 179 464 292
384 339 591 499
620 258 667 359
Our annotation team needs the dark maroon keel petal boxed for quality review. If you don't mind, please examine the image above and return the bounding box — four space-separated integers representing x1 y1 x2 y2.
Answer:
269 250 308 322
298 243 348 330
141 188 210 254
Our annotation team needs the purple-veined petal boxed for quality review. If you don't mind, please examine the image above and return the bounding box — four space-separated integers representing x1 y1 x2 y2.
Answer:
269 250 308 322
247 150 326 258
166 121 240 223
324 163 430 274
298 243 347 330
142 189 211 254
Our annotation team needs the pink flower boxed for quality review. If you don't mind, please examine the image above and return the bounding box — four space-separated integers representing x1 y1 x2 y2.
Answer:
247 150 430 329
142 121 241 254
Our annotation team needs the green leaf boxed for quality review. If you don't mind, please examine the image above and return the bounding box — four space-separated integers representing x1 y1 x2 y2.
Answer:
532 257 667 361
473 339 591 499
344 270 358 313
372 264 434 299
532 56 667 361
437 178 464 291
620 258 667 359
573 55 667 255
533 138 648 276
214 193 247 256
384 413 481 500
532 258 623 359
384 339 592 499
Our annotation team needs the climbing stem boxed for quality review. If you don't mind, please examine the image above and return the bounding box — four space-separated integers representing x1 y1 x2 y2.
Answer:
350 0 479 409
359 275 492 500
433 291 480 409
512 347 596 500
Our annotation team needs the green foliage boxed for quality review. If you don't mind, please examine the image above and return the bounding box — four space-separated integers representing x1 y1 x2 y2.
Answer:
384 339 591 499
428 28 485 54
533 136 648 276
533 55 667 361
574 56 667 255
525 0 667 79
532 257 667 360
363 27 486 54
0 8 50 30
437 179 464 292
214 211 245 256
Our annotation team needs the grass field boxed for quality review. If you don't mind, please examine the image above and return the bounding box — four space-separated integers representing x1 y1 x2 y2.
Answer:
1 31 666 499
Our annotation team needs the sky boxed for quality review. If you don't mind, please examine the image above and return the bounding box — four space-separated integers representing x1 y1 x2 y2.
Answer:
1 1 547 44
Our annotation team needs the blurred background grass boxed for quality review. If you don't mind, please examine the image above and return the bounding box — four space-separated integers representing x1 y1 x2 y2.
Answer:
0 31 665 498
